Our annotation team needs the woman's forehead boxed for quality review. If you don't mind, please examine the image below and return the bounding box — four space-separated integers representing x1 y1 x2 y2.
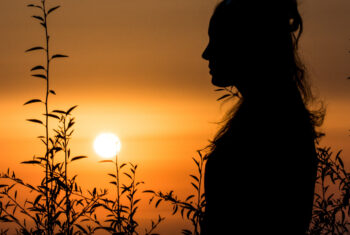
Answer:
208 1 282 36
208 4 242 36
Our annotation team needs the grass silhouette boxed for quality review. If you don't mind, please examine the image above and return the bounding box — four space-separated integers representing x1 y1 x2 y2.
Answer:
308 147 350 234
0 0 349 234
0 0 102 233
0 1 162 234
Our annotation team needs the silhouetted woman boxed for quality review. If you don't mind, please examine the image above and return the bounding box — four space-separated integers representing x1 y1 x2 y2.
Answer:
201 0 324 234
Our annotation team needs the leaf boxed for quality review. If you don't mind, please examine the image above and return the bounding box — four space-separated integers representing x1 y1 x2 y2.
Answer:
186 195 195 201
67 119 75 130
191 183 198 191
25 46 45 53
27 4 42 9
51 54 68 60
99 160 113 163
124 173 132 180
186 210 192 220
32 15 44 22
49 90 56 95
172 205 178 215
31 74 47 79
192 157 200 168
34 195 42 205
336 151 344 168
24 99 42 105
47 6 60 15
134 199 141 205
143 190 155 194
21 160 41 164
75 224 87 233
30 65 45 71
26 119 43 125
190 174 199 182
44 114 60 120
338 157 344 168
182 229 192 235
66 105 78 115
52 109 66 114
120 163 127 169
71 156 88 162
155 199 162 208
217 94 230 101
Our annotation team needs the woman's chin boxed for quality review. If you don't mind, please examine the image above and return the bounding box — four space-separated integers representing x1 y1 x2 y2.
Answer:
211 76 233 87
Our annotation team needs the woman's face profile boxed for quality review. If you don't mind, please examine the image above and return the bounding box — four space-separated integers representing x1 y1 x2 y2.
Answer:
202 5 260 91
202 8 246 89
202 14 235 88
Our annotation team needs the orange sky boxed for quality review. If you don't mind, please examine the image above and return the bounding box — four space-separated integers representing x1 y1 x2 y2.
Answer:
1 0 349 234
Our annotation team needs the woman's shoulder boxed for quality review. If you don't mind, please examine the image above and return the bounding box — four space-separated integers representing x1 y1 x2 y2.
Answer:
230 102 313 144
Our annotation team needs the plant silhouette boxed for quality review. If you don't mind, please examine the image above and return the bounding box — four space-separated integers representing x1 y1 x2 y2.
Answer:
0 1 103 233
95 159 165 234
0 1 163 234
308 147 350 234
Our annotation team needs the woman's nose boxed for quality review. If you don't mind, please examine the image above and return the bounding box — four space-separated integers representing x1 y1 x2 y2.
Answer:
202 44 210 61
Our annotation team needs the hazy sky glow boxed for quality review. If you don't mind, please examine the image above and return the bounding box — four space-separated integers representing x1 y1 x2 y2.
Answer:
0 0 349 233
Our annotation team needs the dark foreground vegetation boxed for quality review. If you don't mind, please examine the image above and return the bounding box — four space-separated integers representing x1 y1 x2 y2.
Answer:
0 1 349 234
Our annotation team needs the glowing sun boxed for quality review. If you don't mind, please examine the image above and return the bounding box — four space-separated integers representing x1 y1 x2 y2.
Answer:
93 133 122 159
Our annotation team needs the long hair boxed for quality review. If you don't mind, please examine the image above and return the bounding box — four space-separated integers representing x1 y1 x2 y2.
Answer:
209 0 325 151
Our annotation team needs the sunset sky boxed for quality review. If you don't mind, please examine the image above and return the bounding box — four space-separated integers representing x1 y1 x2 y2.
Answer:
1 0 349 233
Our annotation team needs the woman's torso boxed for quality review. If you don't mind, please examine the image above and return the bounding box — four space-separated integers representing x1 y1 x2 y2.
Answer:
202 100 318 234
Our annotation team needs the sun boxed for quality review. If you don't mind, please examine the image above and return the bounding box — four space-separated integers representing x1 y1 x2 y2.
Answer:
93 133 122 159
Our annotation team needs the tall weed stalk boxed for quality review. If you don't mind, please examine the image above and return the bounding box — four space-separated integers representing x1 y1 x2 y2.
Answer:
0 1 98 234
0 2 163 233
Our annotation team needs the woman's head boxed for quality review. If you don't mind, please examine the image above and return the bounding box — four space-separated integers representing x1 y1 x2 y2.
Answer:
204 0 325 148
202 0 306 99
